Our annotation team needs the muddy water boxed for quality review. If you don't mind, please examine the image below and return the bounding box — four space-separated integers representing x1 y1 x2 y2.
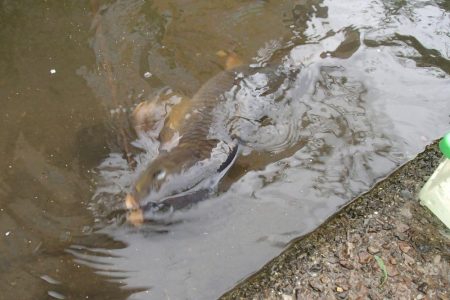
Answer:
1 0 449 299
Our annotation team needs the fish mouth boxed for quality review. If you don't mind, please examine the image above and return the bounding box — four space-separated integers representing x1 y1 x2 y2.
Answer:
125 193 145 226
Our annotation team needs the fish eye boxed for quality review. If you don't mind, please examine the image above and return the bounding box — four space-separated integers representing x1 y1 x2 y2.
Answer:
153 169 166 181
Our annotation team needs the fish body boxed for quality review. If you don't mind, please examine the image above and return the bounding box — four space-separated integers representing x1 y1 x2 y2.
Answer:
127 53 299 222
127 65 249 216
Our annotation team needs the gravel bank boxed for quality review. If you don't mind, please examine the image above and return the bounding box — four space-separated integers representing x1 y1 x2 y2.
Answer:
221 142 450 299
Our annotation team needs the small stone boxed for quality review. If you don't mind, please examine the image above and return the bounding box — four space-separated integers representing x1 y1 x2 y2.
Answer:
400 207 412 219
396 222 410 233
336 248 347 260
417 243 431 253
281 294 293 300
367 246 380 254
382 223 395 230
320 276 329 284
398 242 411 253
336 287 344 293
337 291 348 299
389 257 397 265
382 242 391 249
309 264 322 273
339 260 354 270
327 256 339 264
417 282 428 294
394 232 409 241
309 279 324 292
335 277 349 291
403 253 415 265
437 291 448 299
367 224 382 233
419 218 429 225
400 189 413 200
349 281 369 299
433 255 441 264
386 263 399 277
358 251 372 264
368 291 379 300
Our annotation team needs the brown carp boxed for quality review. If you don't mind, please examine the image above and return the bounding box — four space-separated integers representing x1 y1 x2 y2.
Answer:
125 52 299 224
126 55 249 223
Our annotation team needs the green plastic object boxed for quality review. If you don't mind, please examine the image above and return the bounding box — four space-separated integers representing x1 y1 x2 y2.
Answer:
419 132 450 229
439 132 450 158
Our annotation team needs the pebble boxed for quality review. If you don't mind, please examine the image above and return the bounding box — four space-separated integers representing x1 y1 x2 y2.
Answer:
367 246 380 254
433 255 441 264
358 251 372 264
320 276 329 284
398 242 411 253
383 223 395 230
395 232 409 241
309 279 323 292
309 264 322 273
403 253 415 265
382 242 392 249
334 278 349 291
417 243 430 253
337 291 348 299
400 189 413 200
281 294 293 300
386 263 399 277
417 282 428 294
396 222 410 233
336 287 343 293
400 207 413 219
339 260 354 270
368 224 382 233
419 218 429 225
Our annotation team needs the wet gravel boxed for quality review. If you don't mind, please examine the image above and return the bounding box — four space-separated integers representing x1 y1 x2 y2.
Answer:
221 141 450 300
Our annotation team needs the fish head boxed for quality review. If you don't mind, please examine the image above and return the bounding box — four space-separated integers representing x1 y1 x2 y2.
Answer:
125 141 239 223
132 149 190 204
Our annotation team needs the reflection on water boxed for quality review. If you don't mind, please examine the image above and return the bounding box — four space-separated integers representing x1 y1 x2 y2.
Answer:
1 0 449 299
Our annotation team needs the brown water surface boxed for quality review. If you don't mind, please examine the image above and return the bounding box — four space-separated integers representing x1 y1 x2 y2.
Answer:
1 0 449 299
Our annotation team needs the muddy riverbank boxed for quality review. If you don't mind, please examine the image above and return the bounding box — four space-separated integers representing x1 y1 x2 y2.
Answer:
222 141 449 299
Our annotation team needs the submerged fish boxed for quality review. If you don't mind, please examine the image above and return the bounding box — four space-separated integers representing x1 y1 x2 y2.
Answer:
126 56 249 223
125 52 299 224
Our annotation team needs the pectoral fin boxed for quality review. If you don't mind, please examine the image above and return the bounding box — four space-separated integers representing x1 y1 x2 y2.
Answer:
217 143 239 173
